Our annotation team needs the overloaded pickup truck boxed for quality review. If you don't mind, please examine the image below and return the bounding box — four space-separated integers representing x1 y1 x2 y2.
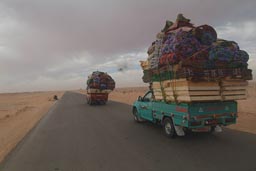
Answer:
132 91 237 138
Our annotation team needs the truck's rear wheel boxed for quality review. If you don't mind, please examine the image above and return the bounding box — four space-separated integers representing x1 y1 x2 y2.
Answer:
133 108 144 123
86 97 89 104
163 118 176 138
209 126 216 133
88 98 92 105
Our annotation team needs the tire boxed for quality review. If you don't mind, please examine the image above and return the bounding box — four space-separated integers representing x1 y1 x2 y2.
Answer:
86 97 89 104
209 126 216 133
163 117 176 138
88 98 92 105
184 128 192 135
133 108 144 123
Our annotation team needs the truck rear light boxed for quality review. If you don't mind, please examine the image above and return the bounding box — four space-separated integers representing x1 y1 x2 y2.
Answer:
190 121 202 126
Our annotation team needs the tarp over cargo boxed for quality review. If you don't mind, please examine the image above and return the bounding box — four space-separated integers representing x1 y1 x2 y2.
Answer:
87 71 115 91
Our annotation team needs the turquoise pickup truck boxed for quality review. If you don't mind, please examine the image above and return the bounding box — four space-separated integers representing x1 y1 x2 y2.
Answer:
132 91 237 138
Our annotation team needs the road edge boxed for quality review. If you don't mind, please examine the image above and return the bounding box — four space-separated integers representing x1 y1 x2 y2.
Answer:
0 92 66 169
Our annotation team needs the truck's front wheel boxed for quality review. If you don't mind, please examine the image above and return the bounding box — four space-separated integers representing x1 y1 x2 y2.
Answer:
163 118 176 138
133 108 144 123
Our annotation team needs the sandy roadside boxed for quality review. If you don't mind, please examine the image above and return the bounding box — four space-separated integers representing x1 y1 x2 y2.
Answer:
0 91 64 162
228 84 256 134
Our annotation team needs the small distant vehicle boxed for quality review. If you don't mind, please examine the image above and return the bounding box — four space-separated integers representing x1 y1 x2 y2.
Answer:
86 71 115 105
86 92 108 105
132 91 237 138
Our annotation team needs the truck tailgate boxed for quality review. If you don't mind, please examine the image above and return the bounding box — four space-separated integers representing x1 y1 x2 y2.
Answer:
189 101 237 118
186 101 237 128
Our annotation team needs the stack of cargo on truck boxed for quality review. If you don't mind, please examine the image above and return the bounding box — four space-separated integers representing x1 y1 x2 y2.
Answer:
140 14 252 103
134 14 252 137
86 71 115 105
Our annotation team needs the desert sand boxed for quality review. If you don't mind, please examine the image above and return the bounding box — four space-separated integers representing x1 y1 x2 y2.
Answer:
228 83 256 133
0 91 63 162
109 87 149 105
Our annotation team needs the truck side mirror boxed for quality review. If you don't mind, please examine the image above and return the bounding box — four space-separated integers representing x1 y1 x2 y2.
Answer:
138 96 142 101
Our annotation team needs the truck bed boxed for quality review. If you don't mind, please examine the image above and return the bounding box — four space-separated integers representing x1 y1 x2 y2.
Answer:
133 91 238 136
151 101 237 128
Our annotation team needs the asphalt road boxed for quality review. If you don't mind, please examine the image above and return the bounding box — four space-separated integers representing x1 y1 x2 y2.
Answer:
1 91 256 171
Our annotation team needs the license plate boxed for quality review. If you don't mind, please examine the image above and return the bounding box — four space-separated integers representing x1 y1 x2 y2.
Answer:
206 119 218 125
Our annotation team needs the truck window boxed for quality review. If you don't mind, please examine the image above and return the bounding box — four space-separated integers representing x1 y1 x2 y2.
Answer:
143 91 152 102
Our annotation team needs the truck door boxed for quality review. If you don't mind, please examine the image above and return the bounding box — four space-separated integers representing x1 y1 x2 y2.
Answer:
139 91 153 121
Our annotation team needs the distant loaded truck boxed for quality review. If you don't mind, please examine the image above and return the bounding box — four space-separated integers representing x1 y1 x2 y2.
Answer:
86 71 115 105
132 91 237 138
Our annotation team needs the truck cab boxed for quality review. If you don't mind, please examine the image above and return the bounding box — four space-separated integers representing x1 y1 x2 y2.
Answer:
134 91 154 122
133 91 237 138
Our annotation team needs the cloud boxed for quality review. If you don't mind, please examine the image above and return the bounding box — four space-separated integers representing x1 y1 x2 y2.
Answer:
216 21 256 46
215 21 256 79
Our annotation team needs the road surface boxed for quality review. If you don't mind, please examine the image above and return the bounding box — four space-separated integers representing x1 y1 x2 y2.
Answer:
1 91 256 171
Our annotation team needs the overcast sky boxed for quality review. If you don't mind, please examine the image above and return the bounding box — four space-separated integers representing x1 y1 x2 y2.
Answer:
0 0 255 92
